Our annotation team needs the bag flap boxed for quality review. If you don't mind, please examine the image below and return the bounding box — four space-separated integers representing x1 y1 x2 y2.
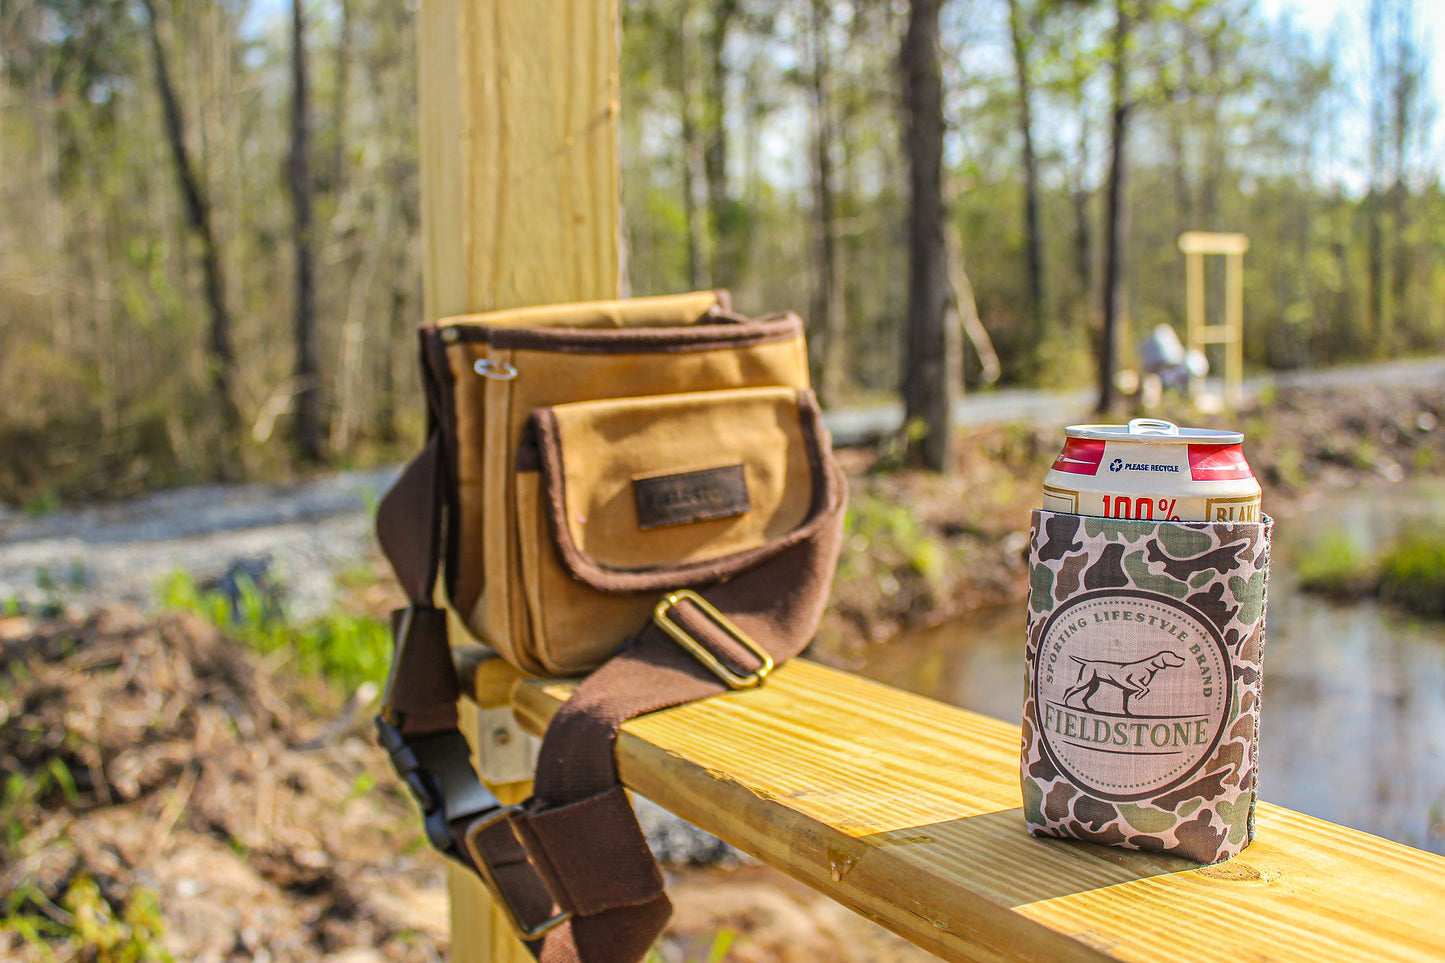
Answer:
531 387 836 593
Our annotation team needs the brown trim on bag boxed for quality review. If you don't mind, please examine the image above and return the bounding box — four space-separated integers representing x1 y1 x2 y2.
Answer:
430 323 492 344
796 389 831 518
428 307 799 353
490 315 803 354
529 390 843 595
420 326 464 600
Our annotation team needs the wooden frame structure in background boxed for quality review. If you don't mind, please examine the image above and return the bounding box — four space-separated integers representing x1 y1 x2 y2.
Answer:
1178 231 1249 410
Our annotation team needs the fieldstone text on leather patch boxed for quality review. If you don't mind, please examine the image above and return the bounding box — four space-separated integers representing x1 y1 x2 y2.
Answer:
632 464 750 530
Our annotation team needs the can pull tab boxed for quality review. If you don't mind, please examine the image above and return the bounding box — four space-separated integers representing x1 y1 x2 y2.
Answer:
1127 418 1180 436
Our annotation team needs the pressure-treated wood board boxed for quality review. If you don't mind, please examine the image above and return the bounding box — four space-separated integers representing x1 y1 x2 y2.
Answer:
419 2 619 958
510 659 1445 963
419 0 619 321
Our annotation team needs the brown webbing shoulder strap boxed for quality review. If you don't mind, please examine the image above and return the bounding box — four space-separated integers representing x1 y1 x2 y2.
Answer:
375 421 846 963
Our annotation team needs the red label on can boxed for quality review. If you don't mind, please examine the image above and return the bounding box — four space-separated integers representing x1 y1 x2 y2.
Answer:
1187 444 1253 481
1051 438 1106 475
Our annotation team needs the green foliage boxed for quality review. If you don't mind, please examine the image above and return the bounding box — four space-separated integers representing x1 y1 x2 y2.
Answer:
344 771 378 806
155 571 390 689
1 760 80 861
1298 523 1445 619
1 875 173 963
21 492 60 519
1296 530 1376 599
843 493 946 584
646 929 736 963
1377 525 1445 618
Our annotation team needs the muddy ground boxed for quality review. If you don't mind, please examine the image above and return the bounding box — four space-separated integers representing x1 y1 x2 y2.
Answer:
0 608 936 963
3 375 1443 962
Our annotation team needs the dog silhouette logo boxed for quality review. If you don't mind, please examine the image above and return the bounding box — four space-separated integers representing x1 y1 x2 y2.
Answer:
1063 648 1187 716
1031 592 1232 801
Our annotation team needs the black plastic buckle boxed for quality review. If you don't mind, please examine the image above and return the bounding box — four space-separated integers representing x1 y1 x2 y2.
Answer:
375 718 499 853
374 719 569 940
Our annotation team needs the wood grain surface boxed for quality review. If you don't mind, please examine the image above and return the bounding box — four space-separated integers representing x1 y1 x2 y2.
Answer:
420 2 619 959
510 659 1445 963
419 0 619 322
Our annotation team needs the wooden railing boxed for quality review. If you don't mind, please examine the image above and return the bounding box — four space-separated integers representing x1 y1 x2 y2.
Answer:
454 657 1445 963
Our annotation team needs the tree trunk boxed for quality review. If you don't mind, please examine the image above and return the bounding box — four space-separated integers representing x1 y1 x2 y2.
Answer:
1069 105 1093 312
1200 32 1225 229
1098 0 1132 415
290 0 323 462
901 0 952 472
1007 0 1046 356
1366 0 1388 349
702 0 738 282
809 0 846 405
1167 110 1193 228
330 0 353 194
678 5 711 291
1386 0 1420 348
140 0 242 469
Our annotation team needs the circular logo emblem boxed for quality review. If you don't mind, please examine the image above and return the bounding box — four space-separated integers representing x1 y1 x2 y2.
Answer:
1109 457 1124 472
1033 590 1231 802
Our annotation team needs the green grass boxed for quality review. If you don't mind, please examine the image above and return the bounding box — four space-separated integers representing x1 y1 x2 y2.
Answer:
1297 523 1445 619
155 571 391 689
1296 530 1376 599
1 875 173 963
646 929 736 963
842 493 947 584
1377 524 1445 617
2 761 79 860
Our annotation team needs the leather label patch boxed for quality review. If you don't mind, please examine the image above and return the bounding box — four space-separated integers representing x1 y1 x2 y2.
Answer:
632 464 750 530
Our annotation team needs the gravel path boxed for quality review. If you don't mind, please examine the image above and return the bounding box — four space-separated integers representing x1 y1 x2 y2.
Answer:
0 467 398 620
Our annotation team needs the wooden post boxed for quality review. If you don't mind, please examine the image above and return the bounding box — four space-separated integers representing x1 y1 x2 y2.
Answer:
417 2 619 960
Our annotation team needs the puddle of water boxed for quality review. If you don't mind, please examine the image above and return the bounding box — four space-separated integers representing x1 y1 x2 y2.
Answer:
856 479 1445 855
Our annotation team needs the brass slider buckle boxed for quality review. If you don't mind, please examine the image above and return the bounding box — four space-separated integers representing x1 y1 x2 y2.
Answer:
652 589 774 689
463 806 572 941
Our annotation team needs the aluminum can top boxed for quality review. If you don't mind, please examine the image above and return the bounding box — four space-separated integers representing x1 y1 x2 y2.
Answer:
1062 417 1242 446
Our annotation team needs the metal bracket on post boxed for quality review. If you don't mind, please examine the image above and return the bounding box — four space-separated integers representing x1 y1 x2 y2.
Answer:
473 704 539 786
453 642 539 786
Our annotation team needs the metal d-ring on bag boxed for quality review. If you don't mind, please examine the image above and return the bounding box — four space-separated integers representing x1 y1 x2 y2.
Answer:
373 291 847 962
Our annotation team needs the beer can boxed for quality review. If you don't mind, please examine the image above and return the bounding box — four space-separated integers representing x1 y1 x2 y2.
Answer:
1042 418 1261 522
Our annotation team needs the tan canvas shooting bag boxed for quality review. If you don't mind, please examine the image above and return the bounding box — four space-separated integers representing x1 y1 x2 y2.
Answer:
374 290 846 963
433 289 822 674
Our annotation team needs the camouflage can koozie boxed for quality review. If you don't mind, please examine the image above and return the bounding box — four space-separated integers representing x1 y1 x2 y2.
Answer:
1021 509 1271 863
